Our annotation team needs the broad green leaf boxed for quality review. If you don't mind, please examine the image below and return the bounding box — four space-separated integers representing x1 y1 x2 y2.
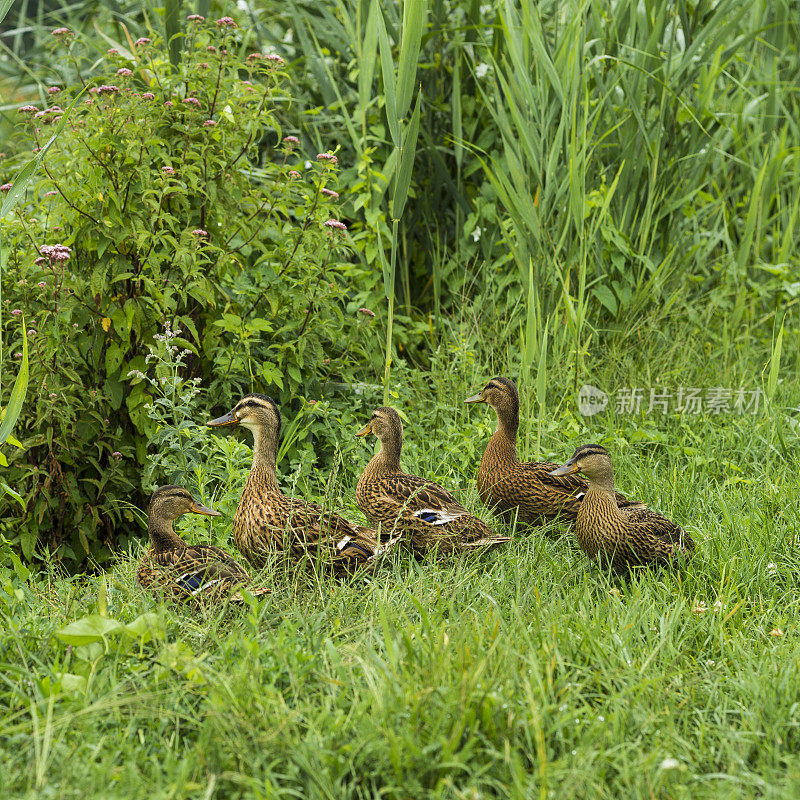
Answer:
56 614 124 646
377 6 400 146
766 322 784 402
165 0 182 68
396 0 427 119
123 612 163 642
0 0 15 25
392 91 422 220
358 0 379 113
1 482 25 510
0 323 28 446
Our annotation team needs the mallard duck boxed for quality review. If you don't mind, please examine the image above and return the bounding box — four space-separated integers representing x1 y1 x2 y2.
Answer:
207 394 392 573
137 485 267 602
355 406 510 555
465 376 640 523
550 444 695 570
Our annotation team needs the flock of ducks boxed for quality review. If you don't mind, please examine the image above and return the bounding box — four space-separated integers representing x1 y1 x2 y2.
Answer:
137 377 696 603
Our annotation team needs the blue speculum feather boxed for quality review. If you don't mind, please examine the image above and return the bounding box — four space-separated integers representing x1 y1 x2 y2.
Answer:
417 511 439 524
178 572 204 591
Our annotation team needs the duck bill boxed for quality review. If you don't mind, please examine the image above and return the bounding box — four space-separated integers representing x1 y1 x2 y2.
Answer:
355 422 372 438
464 392 485 404
207 410 238 428
549 459 579 477
190 502 222 517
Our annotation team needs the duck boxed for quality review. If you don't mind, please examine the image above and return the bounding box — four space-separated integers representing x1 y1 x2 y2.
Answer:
207 394 392 573
355 406 510 555
465 376 640 524
550 444 695 570
137 485 268 602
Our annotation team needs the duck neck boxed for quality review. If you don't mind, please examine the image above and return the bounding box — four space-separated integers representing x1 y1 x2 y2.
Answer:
585 472 616 500
148 516 184 552
368 434 402 477
485 406 520 466
247 424 281 493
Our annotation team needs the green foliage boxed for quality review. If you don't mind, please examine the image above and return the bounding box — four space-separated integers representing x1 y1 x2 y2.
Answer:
0 19 382 565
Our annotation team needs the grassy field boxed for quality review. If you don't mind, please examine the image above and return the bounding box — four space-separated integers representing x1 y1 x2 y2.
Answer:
2 322 799 800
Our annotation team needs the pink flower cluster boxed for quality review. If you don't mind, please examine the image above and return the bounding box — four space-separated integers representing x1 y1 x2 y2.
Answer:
317 153 338 165
187 14 205 22
182 97 201 106
18 105 39 114
107 48 119 55
135 37 151 46
162 166 175 175
288 170 301 180
52 28 73 36
216 17 237 27
39 243 72 263
97 85 120 94
0 183 11 191
48 87 61 94
321 188 339 199
142 92 155 100
203 119 217 127
283 135 299 147
192 229 208 237
266 54 285 66
324 219 347 232
116 68 133 77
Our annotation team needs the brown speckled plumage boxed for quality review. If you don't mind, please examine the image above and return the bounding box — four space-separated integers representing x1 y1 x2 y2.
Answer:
208 395 389 574
137 486 267 603
355 407 510 555
551 444 695 571
466 377 640 523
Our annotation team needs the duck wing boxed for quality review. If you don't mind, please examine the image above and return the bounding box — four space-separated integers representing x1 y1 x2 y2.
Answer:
377 472 468 516
139 545 252 598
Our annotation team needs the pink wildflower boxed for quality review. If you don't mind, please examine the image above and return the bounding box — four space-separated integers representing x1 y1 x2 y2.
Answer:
38 282 47 288
112 451 123 460
52 28 73 36
192 229 208 237
359 308 376 317
107 48 119 55
141 92 155 100
18 105 39 113
164 101 174 107
187 14 205 21
116 68 133 77
321 188 339 199
134 37 151 46
288 170 301 179
324 219 347 232
97 85 120 94
216 17 237 27
44 190 58 197
283 135 299 146
207 45 217 52
11 309 22 316
39 244 71 263
202 119 217 127
317 153 338 165
182 97 201 106
0 183 11 191
48 87 61 94
266 54 285 66
162 166 175 175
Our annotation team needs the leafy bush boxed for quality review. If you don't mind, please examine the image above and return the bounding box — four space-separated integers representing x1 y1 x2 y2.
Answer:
0 17 382 565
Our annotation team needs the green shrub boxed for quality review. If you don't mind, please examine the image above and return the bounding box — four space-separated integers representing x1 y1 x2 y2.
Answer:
0 17 382 566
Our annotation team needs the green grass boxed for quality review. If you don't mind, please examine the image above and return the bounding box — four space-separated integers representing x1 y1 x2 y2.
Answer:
2 325 800 799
